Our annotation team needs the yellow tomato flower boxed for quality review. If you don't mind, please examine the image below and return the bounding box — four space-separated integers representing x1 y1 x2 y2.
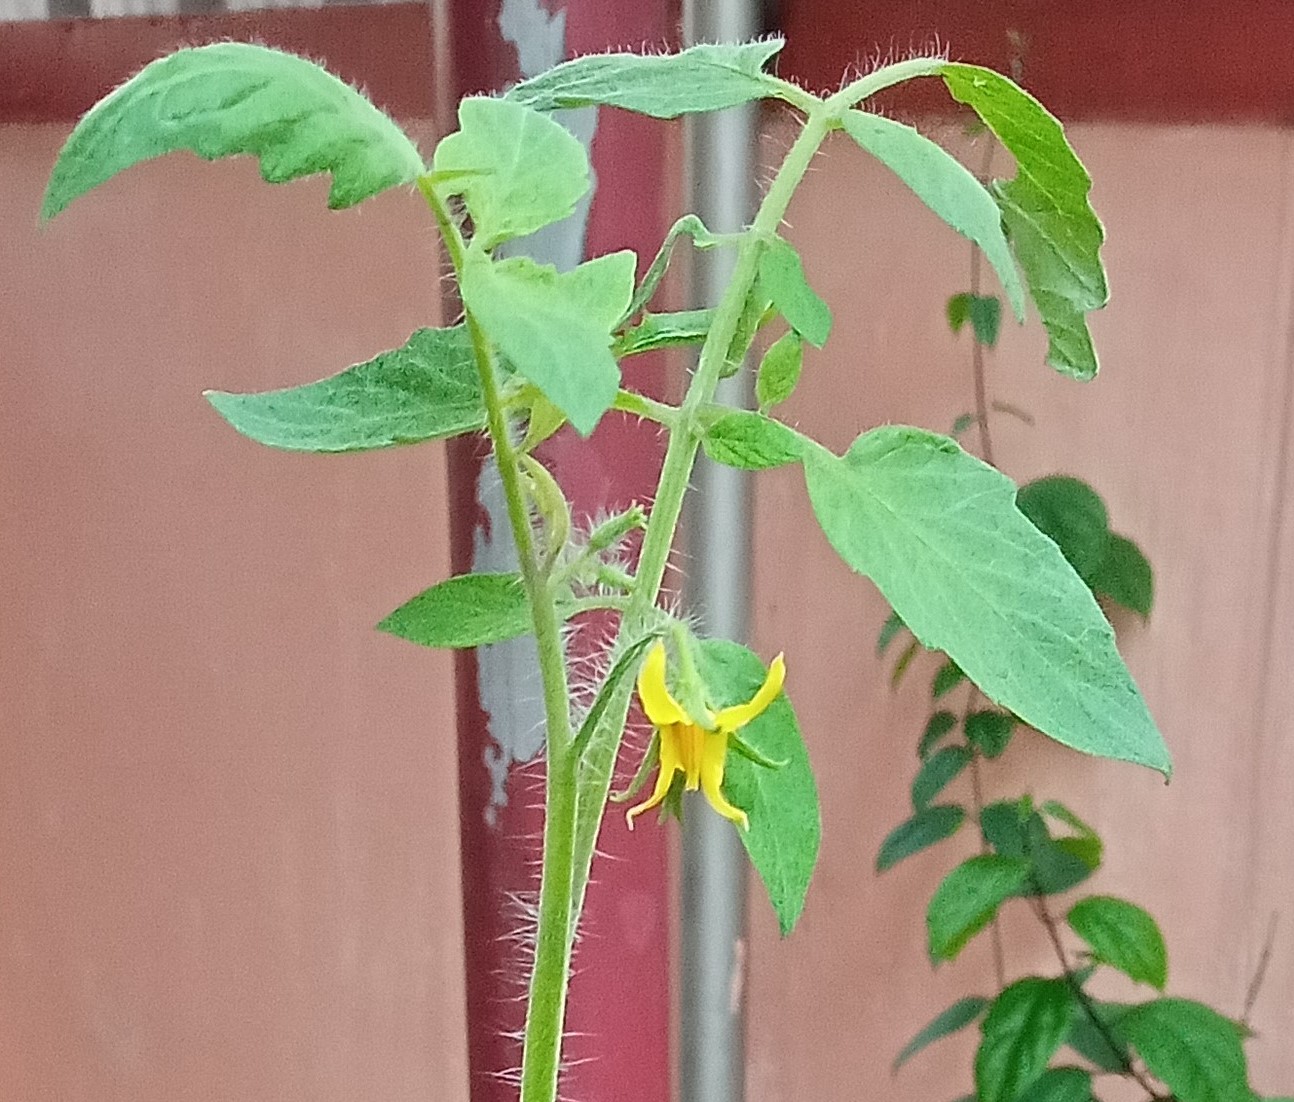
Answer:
626 640 786 831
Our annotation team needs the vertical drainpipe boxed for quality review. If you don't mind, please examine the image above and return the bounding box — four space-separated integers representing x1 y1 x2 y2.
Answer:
681 1 760 1102
433 2 678 1100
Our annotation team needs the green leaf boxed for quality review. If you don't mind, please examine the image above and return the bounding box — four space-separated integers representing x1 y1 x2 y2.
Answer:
912 745 971 809
1119 999 1251 1102
981 800 1097 896
759 237 832 347
877 804 965 872
975 978 1074 1102
1067 896 1168 990
1065 999 1132 1072
877 609 907 656
919 710 959 758
702 410 808 471
927 854 1030 961
461 249 635 436
571 634 660 760
947 292 1004 347
802 427 1170 774
505 39 786 119
1017 1067 1094 1102
699 639 820 935
894 996 989 1072
378 573 533 648
842 111 1024 322
620 214 719 321
965 710 1016 759
204 326 482 452
615 309 714 356
432 96 589 249
756 330 805 410
932 658 966 699
43 43 425 220
1016 476 1110 586
890 637 922 687
1092 534 1154 618
941 64 1108 380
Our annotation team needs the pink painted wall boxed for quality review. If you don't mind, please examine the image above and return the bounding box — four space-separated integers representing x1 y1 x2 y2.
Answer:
745 120 1294 1100
1 123 469 1100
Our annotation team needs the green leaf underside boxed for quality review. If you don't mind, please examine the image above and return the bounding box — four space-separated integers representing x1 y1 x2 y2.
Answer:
894 996 989 1072
616 309 714 356
432 96 588 249
1065 1000 1132 1072
948 292 1003 347
1017 1067 1093 1102
1067 895 1167 990
802 427 1170 774
842 111 1024 321
504 39 786 119
941 64 1108 380
877 804 964 871
919 710 959 757
1092 534 1154 617
927 854 1030 961
975 978 1074 1102
912 745 971 808
461 249 635 436
699 639 820 936
1119 999 1250 1102
43 43 424 220
205 326 482 451
965 710 1015 758
1017 476 1110 585
378 573 532 648
759 238 833 347
702 410 808 470
756 330 805 409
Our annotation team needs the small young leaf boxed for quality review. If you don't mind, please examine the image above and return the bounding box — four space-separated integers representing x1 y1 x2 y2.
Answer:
965 710 1016 759
571 634 660 760
699 639 820 936
43 43 425 220
505 39 786 119
432 96 589 249
756 330 805 410
876 804 965 872
912 745 971 809
877 609 906 656
950 412 977 438
619 214 719 321
941 64 1108 380
759 237 832 347
1092 533 1154 618
975 978 1074 1102
802 428 1170 774
890 637 922 688
205 326 483 452
1017 1066 1093 1102
893 996 989 1072
461 249 635 436
1119 998 1251 1102
1067 896 1168 990
702 410 808 471
615 309 714 356
946 292 1003 347
931 659 966 699
378 573 532 648
1065 1000 1132 1072
1016 476 1111 586
927 854 1030 961
919 710 959 758
842 111 1024 321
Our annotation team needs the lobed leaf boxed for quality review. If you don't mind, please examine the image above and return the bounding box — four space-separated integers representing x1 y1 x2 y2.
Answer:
43 43 424 220
894 996 989 1072
975 978 1075 1102
928 854 1030 961
759 237 832 347
505 39 787 119
802 427 1170 774
1067 895 1168 990
1118 998 1251 1102
205 326 483 452
877 804 965 872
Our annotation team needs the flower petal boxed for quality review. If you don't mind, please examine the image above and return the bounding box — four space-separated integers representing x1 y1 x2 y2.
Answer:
626 723 682 829
699 729 748 830
637 641 688 726
715 652 786 732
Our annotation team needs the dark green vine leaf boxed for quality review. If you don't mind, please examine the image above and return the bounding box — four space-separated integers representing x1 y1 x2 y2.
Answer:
461 249 635 436
702 410 809 471
1017 1066 1093 1102
919 710 959 758
1017 476 1111 586
842 110 1024 321
981 800 1097 896
504 39 787 119
1119 999 1251 1102
43 43 425 220
876 804 965 872
802 428 1170 774
975 978 1074 1102
759 237 832 347
378 573 533 648
965 710 1016 759
756 330 805 410
1067 896 1168 990
932 658 967 699
699 640 820 935
877 609 907 656
1092 534 1154 618
893 995 989 1072
890 638 922 687
928 854 1030 962
432 96 589 249
912 745 971 808
947 292 1004 347
615 309 714 356
205 326 483 451
1065 999 1132 1072
941 64 1108 380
